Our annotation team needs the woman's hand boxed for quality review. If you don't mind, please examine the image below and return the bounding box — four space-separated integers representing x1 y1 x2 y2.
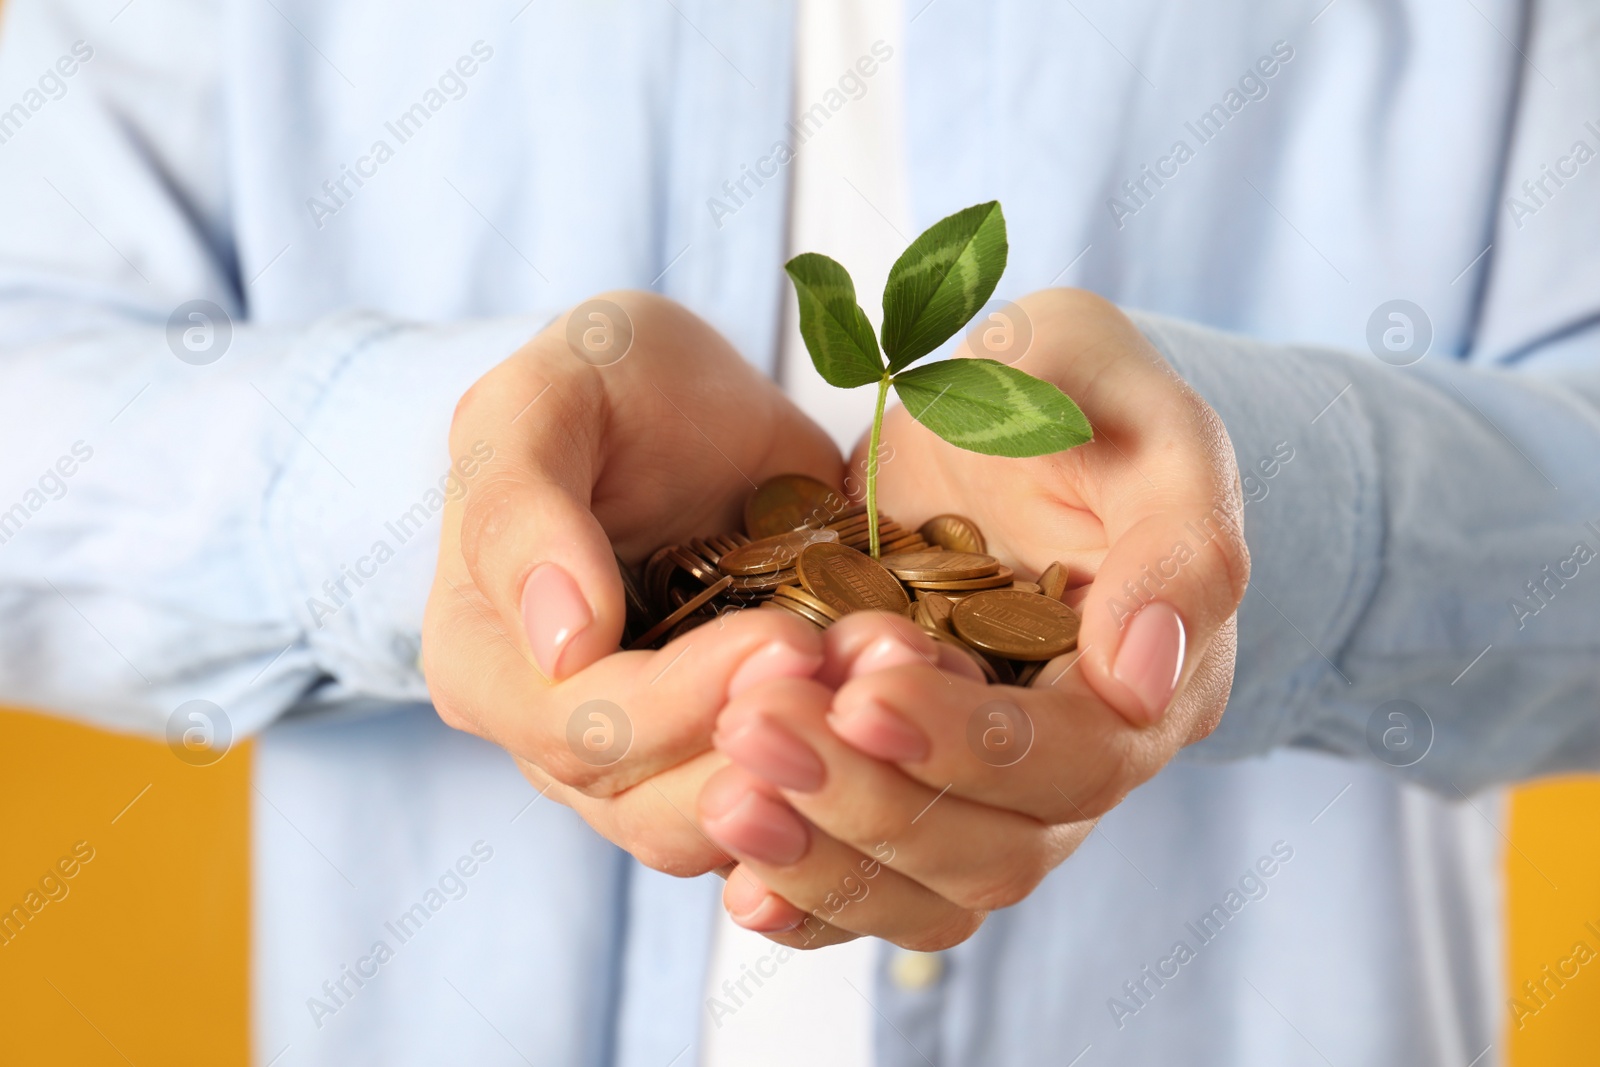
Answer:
422 291 845 876
698 288 1250 947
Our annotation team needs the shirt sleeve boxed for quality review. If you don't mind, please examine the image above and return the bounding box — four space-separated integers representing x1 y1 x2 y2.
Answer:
1147 0 1600 794
1139 312 1600 794
0 0 544 739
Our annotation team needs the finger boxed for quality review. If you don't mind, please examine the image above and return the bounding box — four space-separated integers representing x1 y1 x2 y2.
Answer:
1007 289 1249 727
514 748 737 877
425 593 825 795
828 652 1195 824
698 763 983 951
721 872 862 949
716 676 1086 913
447 317 620 682
451 289 849 684
815 611 987 691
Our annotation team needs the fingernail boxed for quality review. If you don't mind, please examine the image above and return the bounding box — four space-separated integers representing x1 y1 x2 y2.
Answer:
730 892 807 933
716 718 826 792
702 789 810 866
728 640 823 698
522 563 593 681
850 633 933 678
828 698 930 762
1113 602 1186 724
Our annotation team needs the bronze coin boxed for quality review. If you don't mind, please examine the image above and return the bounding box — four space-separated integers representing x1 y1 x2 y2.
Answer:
615 552 650 621
1037 561 1070 602
881 534 930 554
795 542 911 616
727 568 797 595
760 595 832 629
1014 660 1047 688
1011 581 1042 595
919 514 986 554
667 545 722 585
627 575 734 650
951 589 1080 661
745 474 846 538
985 654 1017 686
905 566 1015 591
917 591 956 634
644 544 680 613
773 582 844 622
718 527 840 576
880 550 999 582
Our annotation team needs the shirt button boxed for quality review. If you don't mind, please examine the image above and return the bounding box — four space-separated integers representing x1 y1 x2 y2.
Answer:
889 950 944 991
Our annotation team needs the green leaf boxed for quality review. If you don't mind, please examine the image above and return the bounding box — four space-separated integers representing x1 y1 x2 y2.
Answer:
880 201 1008 373
784 253 885 388
892 358 1092 458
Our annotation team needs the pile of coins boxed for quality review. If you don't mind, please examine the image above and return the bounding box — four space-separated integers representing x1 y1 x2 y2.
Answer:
616 475 1081 687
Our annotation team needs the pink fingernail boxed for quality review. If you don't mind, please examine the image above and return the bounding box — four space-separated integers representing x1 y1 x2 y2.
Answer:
1112 602 1186 724
850 634 932 678
827 699 930 762
716 718 826 792
730 892 807 933
522 563 593 681
728 641 823 698
702 789 810 866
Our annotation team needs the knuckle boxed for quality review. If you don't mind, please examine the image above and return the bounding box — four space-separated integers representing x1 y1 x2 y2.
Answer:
457 476 527 579
1072 732 1145 821
951 853 1048 912
895 909 986 953
836 798 909 848
628 837 722 879
525 733 615 796
431 695 474 735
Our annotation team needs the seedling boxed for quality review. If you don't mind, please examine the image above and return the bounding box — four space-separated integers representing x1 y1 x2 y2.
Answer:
786 201 1092 557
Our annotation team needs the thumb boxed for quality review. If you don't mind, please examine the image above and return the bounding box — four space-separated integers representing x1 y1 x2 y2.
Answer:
451 361 624 683
1075 505 1249 727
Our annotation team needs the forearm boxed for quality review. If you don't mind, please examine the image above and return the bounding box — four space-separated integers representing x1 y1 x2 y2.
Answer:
0 312 540 737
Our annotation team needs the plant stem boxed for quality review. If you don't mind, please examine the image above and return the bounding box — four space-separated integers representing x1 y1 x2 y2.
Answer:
866 371 891 559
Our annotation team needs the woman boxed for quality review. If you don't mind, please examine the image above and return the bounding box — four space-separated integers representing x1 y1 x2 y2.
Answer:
1 0 1595 1063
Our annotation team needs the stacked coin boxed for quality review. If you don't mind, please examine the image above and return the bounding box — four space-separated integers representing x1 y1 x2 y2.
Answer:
617 474 1081 687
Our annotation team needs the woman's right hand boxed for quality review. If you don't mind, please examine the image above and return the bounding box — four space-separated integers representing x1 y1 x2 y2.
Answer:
422 291 843 876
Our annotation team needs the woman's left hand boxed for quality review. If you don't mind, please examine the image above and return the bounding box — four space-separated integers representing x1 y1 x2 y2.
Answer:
697 288 1251 948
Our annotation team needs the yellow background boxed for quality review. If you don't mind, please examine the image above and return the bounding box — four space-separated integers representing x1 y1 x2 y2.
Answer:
1 705 1597 1064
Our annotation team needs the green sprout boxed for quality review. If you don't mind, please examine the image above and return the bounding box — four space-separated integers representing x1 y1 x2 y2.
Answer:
785 201 1093 557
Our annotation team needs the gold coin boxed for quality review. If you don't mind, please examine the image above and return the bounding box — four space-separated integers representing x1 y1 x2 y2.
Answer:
773 583 844 622
718 528 839 576
905 566 1015 591
745 474 847 538
1037 561 1070 602
627 575 734 650
795 542 911 616
951 588 1080 661
919 514 986 554
880 550 999 582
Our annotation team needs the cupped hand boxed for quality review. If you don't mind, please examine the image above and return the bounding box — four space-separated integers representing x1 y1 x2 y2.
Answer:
698 288 1250 947
422 291 844 876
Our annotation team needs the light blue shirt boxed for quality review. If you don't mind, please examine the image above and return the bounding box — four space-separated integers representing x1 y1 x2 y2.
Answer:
2 1 1598 1064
